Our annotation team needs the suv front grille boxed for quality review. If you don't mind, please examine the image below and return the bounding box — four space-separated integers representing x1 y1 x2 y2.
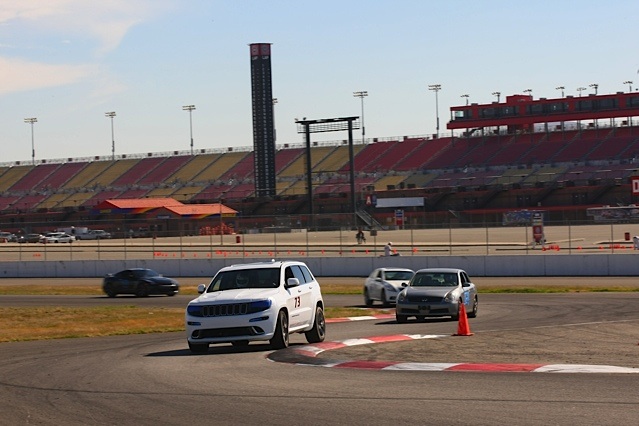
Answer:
202 303 250 317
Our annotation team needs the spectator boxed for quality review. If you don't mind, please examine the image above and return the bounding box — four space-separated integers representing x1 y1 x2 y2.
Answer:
356 228 366 244
633 235 639 250
384 242 399 256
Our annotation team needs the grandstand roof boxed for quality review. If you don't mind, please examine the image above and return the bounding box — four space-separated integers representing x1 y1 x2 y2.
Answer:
94 198 237 217
159 204 237 218
97 198 183 209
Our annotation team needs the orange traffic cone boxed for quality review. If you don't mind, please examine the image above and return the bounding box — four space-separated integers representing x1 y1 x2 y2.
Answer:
453 302 473 336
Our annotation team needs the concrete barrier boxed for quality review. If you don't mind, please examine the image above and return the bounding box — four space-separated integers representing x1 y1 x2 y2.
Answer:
0 253 637 278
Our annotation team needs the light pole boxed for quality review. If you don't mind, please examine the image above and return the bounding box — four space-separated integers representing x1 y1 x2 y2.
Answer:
555 86 565 97
24 117 37 166
272 98 278 143
624 81 634 127
182 105 196 155
492 91 501 102
460 94 469 105
105 111 116 161
353 91 368 144
589 83 598 95
428 84 441 138
523 88 532 98
577 86 586 97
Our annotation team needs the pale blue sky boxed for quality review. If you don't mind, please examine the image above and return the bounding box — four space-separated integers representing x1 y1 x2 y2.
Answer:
1 0 637 163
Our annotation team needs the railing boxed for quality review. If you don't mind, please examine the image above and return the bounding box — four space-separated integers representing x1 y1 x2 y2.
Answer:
1 221 637 262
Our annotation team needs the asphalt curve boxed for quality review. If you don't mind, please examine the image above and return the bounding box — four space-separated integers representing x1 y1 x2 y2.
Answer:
1 288 639 425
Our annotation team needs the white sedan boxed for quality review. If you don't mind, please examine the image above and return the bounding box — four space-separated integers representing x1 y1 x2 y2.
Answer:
363 267 415 307
41 232 75 243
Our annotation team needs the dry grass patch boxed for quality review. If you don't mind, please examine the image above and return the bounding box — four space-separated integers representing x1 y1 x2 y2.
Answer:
0 306 185 343
0 283 362 296
0 306 391 343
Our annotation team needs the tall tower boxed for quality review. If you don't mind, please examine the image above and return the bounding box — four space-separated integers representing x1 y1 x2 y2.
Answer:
249 43 276 198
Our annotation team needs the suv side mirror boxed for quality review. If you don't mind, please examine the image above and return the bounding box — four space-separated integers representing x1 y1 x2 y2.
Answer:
286 277 300 288
197 284 206 294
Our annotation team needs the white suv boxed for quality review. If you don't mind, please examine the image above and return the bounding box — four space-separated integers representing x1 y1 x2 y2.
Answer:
185 260 326 353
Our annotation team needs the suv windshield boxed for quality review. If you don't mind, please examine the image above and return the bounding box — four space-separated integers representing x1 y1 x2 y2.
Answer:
207 268 280 292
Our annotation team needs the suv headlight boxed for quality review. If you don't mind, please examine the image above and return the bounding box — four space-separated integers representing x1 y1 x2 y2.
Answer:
444 292 456 303
397 292 406 303
187 305 204 317
247 299 272 313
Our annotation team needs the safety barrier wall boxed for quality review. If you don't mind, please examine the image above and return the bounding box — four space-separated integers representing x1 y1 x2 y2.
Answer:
0 254 637 278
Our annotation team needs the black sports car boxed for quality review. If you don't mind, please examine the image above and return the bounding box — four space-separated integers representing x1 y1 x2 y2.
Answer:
102 268 179 297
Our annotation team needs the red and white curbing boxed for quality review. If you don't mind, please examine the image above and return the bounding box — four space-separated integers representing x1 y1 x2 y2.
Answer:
325 313 395 323
269 333 639 374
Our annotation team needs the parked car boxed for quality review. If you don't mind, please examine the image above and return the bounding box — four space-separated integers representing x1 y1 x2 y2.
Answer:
77 230 112 240
40 232 75 243
0 232 17 242
363 267 415 307
185 260 326 353
102 268 179 297
395 268 478 323
17 233 44 243
130 227 150 238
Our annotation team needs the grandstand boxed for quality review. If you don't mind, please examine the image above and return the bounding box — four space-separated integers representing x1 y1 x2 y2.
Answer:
1 90 638 232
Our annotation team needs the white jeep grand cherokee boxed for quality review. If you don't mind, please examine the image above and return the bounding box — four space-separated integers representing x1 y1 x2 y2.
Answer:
185 260 326 353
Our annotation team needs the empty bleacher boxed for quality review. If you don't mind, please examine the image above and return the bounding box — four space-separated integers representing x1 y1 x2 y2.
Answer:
394 137 451 171
315 145 357 174
343 141 393 173
280 146 334 178
2 123 639 217
192 151 249 183
89 159 140 188
145 187 180 198
36 193 72 210
374 175 408 191
0 195 21 211
62 161 112 190
137 155 193 186
8 163 61 193
171 185 206 202
587 135 639 161
0 165 34 192
83 190 122 207
164 154 219 184
366 138 423 172
275 147 304 174
62 192 99 209
279 179 307 196
110 157 165 187
39 162 88 191
219 152 254 181
488 135 540 166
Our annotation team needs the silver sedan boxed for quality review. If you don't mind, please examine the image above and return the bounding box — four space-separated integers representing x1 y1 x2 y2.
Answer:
395 268 478 322
363 267 415 307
